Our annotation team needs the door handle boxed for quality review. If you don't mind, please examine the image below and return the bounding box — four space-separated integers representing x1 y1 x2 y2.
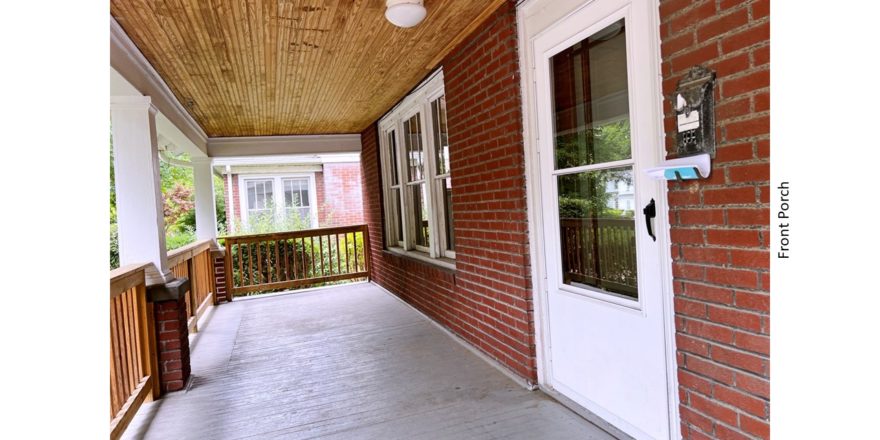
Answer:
643 198 656 242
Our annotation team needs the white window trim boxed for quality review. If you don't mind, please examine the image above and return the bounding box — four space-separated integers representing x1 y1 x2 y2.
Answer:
379 69 456 263
238 173 319 229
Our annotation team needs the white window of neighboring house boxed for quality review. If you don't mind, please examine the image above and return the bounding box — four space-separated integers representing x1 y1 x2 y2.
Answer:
283 178 312 224
239 174 318 229
379 69 455 262
245 179 274 221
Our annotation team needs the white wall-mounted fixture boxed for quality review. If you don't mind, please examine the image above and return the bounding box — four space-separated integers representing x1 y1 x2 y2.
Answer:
385 0 427 28
645 153 712 181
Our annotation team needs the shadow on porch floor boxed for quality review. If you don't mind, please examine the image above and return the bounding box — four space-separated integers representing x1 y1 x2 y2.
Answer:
124 282 615 439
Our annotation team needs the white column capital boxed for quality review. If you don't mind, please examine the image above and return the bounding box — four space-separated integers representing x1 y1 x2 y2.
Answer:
190 156 214 165
110 95 157 114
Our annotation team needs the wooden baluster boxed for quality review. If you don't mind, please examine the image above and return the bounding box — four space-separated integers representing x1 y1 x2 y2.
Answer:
128 290 143 380
109 299 123 416
353 231 360 272
318 235 325 276
280 239 288 282
271 239 279 283
343 233 350 274
335 234 341 275
122 291 137 392
233 243 241 289
116 297 131 410
293 239 299 280
257 241 264 285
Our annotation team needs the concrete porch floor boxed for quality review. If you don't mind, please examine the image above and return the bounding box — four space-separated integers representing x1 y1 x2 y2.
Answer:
124 282 615 439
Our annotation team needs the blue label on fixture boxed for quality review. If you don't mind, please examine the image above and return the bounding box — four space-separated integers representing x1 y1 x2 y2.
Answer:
664 167 699 180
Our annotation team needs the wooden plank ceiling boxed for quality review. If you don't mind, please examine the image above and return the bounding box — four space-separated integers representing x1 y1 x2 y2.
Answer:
110 0 505 137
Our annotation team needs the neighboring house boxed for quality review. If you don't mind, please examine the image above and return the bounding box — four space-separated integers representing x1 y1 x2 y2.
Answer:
214 154 364 233
606 179 635 212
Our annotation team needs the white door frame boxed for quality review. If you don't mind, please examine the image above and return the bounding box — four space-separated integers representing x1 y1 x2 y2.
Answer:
516 0 680 438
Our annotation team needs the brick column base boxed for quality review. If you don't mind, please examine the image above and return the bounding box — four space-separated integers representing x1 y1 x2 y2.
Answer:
148 278 192 394
212 249 230 303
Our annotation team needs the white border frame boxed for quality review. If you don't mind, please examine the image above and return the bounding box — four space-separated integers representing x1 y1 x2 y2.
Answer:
516 0 681 438
238 173 319 229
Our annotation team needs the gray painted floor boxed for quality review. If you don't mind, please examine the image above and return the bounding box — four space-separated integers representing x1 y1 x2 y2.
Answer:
124 282 616 440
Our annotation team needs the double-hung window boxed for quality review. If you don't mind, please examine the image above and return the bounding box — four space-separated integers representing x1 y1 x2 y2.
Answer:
379 70 455 263
239 174 317 230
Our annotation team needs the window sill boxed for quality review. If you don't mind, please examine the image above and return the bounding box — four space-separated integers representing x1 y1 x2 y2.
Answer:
385 247 456 272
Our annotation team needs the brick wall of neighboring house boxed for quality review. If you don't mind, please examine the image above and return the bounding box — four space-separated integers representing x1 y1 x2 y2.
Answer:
361 1 537 381
320 163 365 227
660 1 770 439
222 174 240 230
315 170 326 224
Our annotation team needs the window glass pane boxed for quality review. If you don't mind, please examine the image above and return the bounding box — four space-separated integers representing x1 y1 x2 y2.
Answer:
412 183 429 247
264 182 274 209
404 114 424 181
551 19 631 169
284 180 293 207
431 96 450 176
442 177 454 251
247 183 256 210
283 178 310 209
557 166 637 299
394 188 403 242
388 131 399 185
247 180 274 212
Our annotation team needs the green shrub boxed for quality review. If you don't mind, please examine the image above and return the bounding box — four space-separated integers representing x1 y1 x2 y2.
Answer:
166 226 196 250
110 223 119 270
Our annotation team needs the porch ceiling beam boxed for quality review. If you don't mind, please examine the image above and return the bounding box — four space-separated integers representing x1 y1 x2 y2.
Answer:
110 17 208 155
207 134 362 158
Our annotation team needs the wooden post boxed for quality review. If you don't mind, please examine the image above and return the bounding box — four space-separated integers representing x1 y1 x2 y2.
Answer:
362 225 372 282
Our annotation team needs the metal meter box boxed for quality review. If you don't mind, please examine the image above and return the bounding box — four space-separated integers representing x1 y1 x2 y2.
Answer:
673 65 716 158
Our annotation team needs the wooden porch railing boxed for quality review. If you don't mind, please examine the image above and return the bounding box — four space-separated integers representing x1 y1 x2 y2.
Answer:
109 263 159 440
167 239 217 334
560 217 638 296
223 224 371 297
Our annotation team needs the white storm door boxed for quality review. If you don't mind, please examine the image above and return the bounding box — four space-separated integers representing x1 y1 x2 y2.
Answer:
534 1 673 439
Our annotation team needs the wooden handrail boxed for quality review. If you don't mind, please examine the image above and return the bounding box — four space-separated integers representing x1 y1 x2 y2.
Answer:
167 239 217 334
166 239 213 268
110 263 152 298
222 224 370 244
224 224 371 297
109 264 158 440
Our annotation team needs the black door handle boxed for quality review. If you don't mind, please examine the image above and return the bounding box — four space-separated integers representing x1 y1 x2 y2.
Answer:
643 198 656 242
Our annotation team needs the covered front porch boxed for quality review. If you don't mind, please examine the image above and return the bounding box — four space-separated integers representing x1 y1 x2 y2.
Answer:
124 283 612 439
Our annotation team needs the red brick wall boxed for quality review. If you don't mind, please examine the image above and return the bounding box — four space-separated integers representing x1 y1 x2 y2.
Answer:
361 1 536 381
660 1 770 439
318 163 364 227
153 297 191 393
222 174 240 230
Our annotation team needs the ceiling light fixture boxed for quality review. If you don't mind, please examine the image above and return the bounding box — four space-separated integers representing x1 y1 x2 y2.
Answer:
385 0 427 28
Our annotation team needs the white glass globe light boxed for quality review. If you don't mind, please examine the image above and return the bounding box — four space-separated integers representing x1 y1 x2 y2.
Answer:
385 0 427 28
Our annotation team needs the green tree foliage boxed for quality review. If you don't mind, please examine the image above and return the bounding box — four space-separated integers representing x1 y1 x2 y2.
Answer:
555 119 634 220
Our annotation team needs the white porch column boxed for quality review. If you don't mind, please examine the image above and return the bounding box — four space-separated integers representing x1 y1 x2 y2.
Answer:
192 157 218 243
110 95 172 285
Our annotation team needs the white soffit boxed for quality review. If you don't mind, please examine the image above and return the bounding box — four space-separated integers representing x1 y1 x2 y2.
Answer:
212 152 360 167
207 134 362 157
